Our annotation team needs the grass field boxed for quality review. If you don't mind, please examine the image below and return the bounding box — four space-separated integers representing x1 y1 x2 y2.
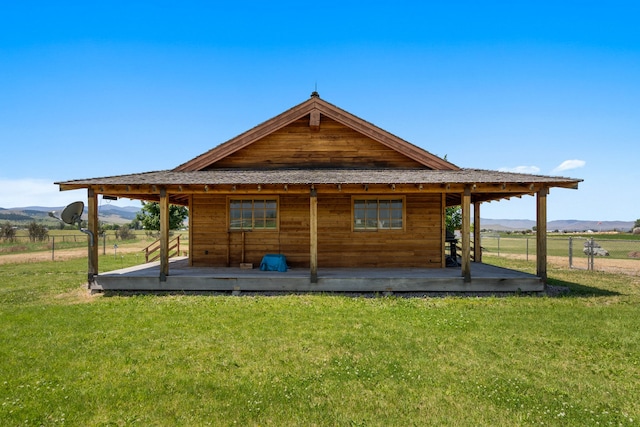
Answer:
480 235 640 276
1 254 639 426
481 234 640 258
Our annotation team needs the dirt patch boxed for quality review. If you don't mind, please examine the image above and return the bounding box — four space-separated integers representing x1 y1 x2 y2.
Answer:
54 285 103 304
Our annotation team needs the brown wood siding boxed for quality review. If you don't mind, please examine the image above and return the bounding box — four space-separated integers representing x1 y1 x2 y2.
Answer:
317 193 443 268
190 194 228 267
191 194 310 267
207 117 426 170
191 192 443 269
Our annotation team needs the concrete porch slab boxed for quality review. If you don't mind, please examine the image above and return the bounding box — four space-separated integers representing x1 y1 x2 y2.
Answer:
93 257 543 293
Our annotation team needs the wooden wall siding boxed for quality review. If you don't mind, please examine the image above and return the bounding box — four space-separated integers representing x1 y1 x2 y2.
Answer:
317 194 442 268
191 194 310 267
190 194 228 266
207 117 426 170
191 193 443 269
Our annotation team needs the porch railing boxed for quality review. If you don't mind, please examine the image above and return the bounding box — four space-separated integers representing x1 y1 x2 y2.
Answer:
142 235 181 263
454 241 477 262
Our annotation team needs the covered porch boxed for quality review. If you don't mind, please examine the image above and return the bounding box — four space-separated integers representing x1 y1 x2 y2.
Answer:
63 173 565 292
92 257 544 294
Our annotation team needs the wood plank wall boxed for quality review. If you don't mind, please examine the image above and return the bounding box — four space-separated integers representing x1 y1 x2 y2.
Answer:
191 193 443 268
208 117 426 169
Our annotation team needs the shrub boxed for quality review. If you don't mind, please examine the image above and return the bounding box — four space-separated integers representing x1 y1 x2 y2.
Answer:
27 221 48 242
115 224 136 240
1 222 16 242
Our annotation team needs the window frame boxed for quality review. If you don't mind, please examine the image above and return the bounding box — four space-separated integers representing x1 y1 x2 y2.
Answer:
351 196 406 232
227 196 279 231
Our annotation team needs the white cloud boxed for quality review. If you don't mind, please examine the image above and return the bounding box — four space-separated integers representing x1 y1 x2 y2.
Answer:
552 159 586 173
498 165 541 174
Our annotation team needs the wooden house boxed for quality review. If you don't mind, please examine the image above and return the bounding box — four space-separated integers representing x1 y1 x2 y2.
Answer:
56 93 581 293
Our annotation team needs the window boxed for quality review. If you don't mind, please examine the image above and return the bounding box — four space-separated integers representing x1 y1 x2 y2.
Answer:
353 197 404 231
229 198 278 230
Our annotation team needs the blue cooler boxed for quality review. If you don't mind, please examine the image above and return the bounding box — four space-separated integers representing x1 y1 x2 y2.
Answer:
259 254 288 272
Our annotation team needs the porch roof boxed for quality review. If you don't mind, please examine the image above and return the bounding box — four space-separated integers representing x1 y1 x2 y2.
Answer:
56 168 581 206
57 168 580 187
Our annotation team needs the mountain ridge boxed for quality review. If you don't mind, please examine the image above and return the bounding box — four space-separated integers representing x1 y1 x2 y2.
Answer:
0 205 140 225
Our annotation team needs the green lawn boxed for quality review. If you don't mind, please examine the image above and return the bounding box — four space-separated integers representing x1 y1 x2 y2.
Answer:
1 254 639 426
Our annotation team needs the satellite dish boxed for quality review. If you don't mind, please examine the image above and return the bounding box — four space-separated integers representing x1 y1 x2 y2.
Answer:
60 201 85 225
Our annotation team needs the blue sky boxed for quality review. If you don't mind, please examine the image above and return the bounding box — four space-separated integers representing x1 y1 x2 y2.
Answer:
1 1 638 221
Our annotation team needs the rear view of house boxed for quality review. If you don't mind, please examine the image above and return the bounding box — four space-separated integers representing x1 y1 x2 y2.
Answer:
57 93 581 292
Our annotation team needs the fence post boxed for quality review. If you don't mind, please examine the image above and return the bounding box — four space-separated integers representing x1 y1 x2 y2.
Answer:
589 238 595 271
497 236 500 257
51 236 55 261
568 237 573 268
103 233 106 255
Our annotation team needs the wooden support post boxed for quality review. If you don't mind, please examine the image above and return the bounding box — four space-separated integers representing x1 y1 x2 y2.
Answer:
474 201 482 263
87 188 99 285
159 188 170 281
441 193 446 268
536 187 548 283
241 231 245 263
310 187 318 283
188 195 193 266
461 187 471 282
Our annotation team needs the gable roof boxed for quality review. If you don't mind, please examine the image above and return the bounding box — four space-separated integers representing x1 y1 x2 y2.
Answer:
55 93 582 208
174 93 459 172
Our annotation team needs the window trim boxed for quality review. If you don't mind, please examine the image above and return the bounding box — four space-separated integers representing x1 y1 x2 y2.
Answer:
351 196 405 232
227 196 280 231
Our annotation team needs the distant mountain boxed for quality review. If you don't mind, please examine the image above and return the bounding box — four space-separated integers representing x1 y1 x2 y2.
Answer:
98 205 140 221
480 218 635 232
480 219 536 231
0 205 142 225
0 208 35 222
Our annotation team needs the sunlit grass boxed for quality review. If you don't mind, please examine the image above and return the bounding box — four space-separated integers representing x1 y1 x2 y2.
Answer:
1 256 639 426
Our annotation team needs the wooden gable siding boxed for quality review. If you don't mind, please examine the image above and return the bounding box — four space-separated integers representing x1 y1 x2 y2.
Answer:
190 193 443 268
206 116 426 170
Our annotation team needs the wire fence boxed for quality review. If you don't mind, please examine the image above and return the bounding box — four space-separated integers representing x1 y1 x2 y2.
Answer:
1 231 189 262
3 234 88 244
1 233 135 260
480 235 640 276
